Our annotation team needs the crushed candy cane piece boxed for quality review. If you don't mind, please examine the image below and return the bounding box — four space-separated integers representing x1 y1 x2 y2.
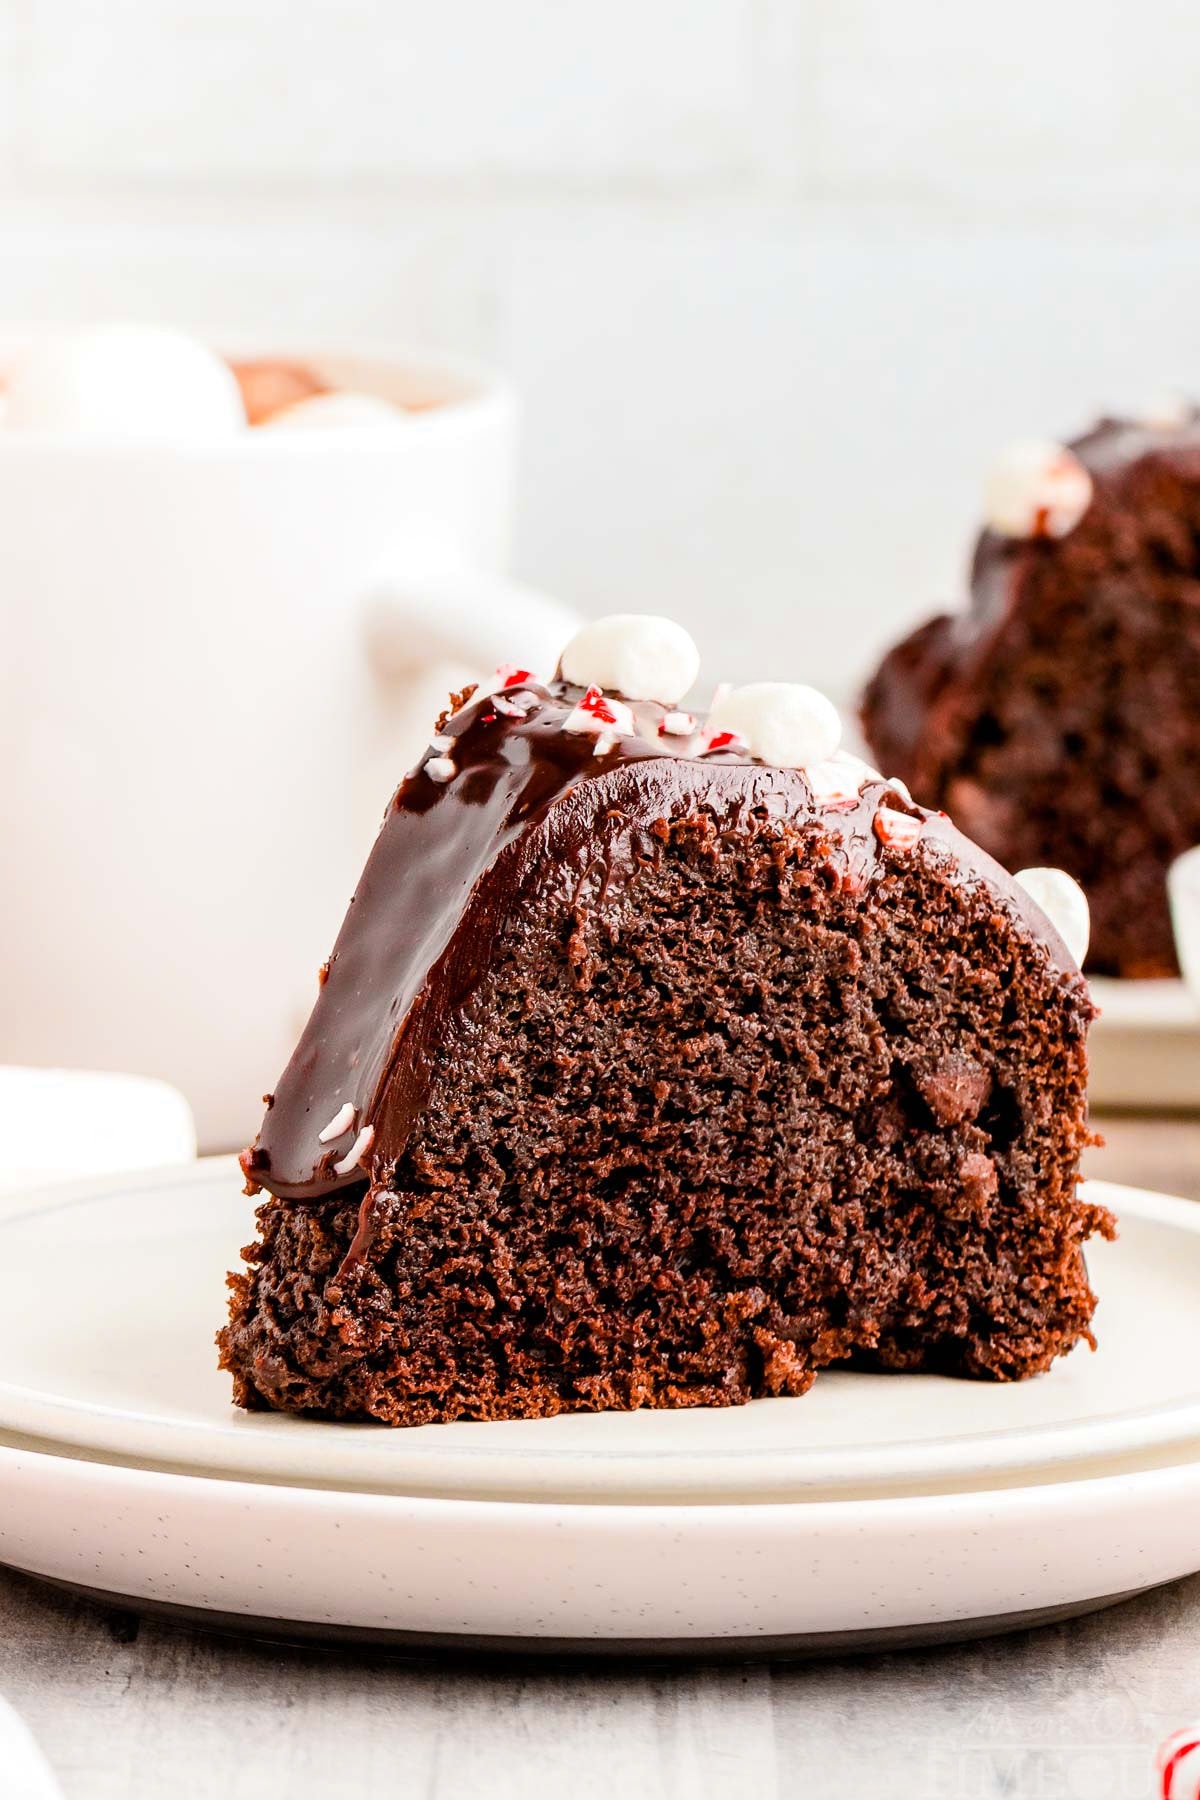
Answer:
1157 1727 1200 1799
495 663 535 689
333 1123 375 1176
424 755 456 783
874 806 923 851
702 727 749 754
562 684 636 738
428 733 453 754
805 756 867 806
318 1102 356 1144
492 692 531 718
659 710 697 737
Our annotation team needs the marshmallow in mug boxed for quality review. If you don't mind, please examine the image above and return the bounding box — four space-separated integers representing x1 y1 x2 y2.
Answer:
263 392 410 432
1014 866 1091 968
984 439 1093 541
4 324 247 442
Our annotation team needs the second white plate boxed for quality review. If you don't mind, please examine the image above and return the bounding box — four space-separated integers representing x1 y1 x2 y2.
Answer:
1088 977 1200 1110
0 1162 1197 1503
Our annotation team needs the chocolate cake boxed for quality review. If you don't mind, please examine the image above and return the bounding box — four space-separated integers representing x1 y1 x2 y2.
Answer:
220 615 1112 1426
863 411 1200 978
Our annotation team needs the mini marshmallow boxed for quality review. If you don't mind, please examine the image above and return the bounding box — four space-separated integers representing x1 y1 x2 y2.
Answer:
706 682 842 769
1138 392 1194 431
560 615 700 705
984 439 1093 540
1014 866 1091 967
318 1102 356 1144
561 684 636 739
4 324 246 442
262 391 408 432
424 755 456 783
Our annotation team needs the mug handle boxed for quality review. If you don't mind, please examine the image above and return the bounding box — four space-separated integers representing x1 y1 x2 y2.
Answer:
363 559 580 685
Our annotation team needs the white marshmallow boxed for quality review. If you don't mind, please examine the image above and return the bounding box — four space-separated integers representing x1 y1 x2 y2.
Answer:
1014 866 1091 967
706 682 842 769
261 391 408 432
984 439 1093 540
1138 392 1193 431
560 614 700 705
4 324 246 442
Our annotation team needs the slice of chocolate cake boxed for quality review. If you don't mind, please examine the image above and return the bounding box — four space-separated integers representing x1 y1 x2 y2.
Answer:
219 615 1112 1426
862 411 1200 979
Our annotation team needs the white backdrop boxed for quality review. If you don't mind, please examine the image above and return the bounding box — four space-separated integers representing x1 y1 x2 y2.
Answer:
0 0 1196 699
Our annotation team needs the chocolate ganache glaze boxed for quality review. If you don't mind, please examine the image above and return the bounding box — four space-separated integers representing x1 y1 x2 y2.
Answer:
243 678 1082 1204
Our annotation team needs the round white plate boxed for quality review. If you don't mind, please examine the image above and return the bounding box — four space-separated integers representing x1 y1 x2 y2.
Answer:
1089 977 1198 1030
1088 977 1200 1110
2 1431 1199 1653
1 1162 1198 1503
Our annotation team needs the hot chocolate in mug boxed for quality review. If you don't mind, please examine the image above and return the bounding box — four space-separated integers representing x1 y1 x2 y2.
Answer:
0 340 577 1149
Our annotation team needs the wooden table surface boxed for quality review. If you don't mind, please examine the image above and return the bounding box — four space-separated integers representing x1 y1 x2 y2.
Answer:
1 1115 1196 1800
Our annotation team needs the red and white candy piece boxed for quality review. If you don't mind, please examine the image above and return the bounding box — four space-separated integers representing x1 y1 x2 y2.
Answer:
333 1123 375 1177
492 692 532 719
494 663 537 690
984 439 1093 540
317 1102 356 1145
874 806 923 851
1157 1728 1200 1800
701 727 749 755
1014 865 1090 967
707 682 842 769
560 614 700 705
562 684 636 740
805 750 878 807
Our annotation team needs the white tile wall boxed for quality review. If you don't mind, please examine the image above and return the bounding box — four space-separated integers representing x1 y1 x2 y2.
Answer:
23 0 753 180
2 0 1199 699
809 0 1126 211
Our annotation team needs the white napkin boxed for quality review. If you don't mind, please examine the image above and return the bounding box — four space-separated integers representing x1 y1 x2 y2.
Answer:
0 1066 196 1192
0 1697 61 1799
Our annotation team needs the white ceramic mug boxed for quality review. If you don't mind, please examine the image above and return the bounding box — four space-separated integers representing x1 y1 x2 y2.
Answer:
0 341 577 1150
